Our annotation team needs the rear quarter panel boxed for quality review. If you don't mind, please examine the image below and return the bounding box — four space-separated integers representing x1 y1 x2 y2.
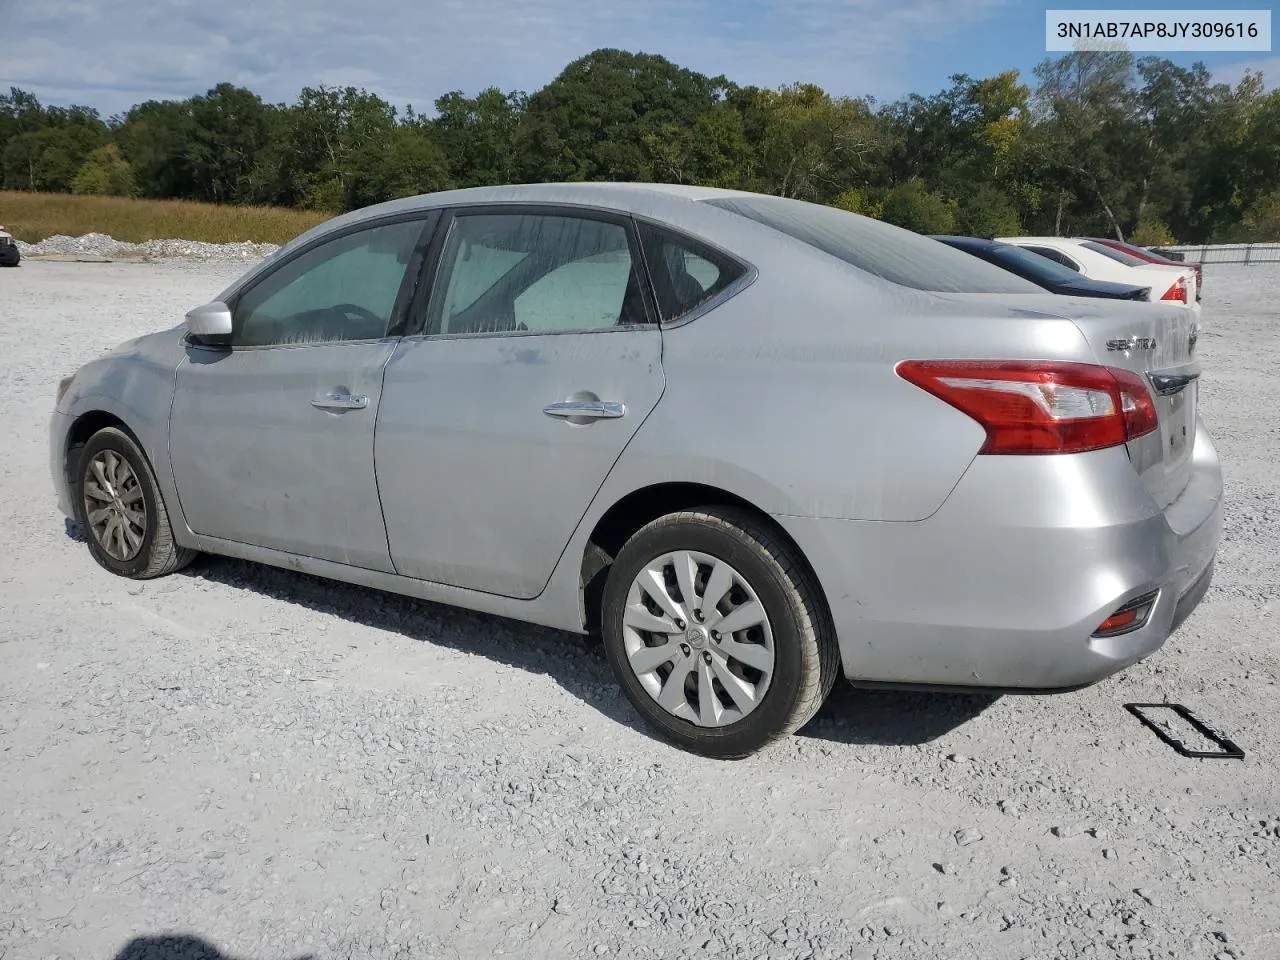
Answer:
609 253 1099 522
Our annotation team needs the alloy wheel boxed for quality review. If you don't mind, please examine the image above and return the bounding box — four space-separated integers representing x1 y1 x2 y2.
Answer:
622 550 775 727
83 449 147 561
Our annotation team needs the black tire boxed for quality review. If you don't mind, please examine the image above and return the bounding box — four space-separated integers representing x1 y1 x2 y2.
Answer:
71 426 196 579
601 507 839 758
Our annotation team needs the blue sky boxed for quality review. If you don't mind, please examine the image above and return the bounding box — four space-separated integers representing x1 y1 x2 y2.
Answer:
0 0 1274 116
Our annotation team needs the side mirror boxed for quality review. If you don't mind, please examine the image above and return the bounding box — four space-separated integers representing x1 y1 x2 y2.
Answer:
184 301 232 346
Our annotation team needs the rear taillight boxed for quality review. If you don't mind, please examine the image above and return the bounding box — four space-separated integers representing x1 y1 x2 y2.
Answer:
896 359 1158 455
1160 277 1188 304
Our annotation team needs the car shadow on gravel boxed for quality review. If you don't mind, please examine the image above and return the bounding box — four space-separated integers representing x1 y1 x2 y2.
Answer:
800 683 1000 746
112 935 312 960
171 553 999 749
178 555 662 741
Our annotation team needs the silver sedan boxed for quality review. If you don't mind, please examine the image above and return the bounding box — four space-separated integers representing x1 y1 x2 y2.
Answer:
49 184 1222 757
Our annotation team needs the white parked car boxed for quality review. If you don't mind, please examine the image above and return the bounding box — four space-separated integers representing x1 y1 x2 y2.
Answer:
995 237 1197 310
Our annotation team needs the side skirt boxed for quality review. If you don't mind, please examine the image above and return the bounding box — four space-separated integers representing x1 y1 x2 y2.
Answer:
188 534 582 634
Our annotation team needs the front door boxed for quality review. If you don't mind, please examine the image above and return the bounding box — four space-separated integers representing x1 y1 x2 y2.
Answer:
169 216 433 571
376 208 665 598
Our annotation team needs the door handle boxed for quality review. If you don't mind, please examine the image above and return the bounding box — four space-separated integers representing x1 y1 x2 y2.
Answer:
543 400 626 421
312 393 369 411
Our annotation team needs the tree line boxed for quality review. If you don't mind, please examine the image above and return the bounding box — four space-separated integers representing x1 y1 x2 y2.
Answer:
2 47 1278 244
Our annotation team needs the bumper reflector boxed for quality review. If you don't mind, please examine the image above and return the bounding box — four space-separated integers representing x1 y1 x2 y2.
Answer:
1093 590 1159 638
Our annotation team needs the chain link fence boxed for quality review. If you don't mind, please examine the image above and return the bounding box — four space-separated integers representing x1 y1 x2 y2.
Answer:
1154 243 1280 265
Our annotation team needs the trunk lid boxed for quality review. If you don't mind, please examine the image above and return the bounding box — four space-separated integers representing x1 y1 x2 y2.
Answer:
1062 297 1200 509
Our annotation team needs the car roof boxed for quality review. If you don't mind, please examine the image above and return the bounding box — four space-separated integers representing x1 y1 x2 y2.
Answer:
930 235 1000 250
995 236 1084 247
331 182 751 220
274 182 781 262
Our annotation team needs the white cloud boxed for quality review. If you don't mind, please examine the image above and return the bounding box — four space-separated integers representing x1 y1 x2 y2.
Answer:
0 0 1014 115
1213 56 1280 91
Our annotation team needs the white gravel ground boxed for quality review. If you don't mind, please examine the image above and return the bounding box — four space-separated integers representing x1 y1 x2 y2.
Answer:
15 234 279 262
1 258 1277 960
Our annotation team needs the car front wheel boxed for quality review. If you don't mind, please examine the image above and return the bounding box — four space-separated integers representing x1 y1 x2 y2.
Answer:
601 507 838 758
72 426 196 579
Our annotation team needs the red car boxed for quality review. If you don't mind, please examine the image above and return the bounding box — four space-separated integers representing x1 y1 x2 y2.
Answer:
1088 237 1201 301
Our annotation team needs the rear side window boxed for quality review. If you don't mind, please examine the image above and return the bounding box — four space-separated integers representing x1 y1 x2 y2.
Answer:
704 195 1041 294
1079 240 1148 267
639 223 747 323
1025 246 1082 272
427 213 647 335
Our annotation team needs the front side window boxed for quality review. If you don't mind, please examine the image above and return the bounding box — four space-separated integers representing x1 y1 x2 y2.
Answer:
428 213 648 335
233 219 428 347
639 224 747 323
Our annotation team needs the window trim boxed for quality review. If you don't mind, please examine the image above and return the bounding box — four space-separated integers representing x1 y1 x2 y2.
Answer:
186 210 440 353
633 215 757 330
403 203 660 341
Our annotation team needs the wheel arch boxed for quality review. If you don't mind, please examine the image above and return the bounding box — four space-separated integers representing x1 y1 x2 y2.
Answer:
578 481 833 637
63 410 132 482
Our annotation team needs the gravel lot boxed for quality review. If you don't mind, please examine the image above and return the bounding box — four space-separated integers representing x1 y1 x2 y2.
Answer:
1 258 1277 960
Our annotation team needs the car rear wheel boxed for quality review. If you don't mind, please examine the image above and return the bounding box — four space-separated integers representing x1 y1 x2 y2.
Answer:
72 426 196 579
601 507 838 758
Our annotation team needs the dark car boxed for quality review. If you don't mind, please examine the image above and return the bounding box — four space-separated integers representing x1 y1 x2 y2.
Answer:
932 235 1150 301
0 227 20 267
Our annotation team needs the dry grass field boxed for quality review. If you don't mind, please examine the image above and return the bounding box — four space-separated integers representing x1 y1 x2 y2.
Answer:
0 191 328 245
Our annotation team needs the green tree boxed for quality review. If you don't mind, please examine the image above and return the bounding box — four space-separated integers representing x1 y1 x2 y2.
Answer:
4 47 1279 245
830 187 883 218
745 83 891 201
884 71 1029 195
433 88 525 187
115 99 196 198
640 104 751 187
346 123 451 208
1129 218 1175 246
0 87 47 167
265 86 403 209
185 84 277 204
880 180 957 233
2 123 105 191
516 49 731 182
956 184 1021 237
1027 50 1138 237
1240 191 1280 241
71 143 136 195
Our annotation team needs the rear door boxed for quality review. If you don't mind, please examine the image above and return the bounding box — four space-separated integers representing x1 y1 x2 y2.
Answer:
375 206 665 599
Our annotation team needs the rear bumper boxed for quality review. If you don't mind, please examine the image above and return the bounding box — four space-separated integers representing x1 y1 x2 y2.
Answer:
776 420 1223 690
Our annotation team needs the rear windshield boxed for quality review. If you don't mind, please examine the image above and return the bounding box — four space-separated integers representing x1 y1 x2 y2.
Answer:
705 195 1042 294
991 243 1092 283
1079 240 1148 267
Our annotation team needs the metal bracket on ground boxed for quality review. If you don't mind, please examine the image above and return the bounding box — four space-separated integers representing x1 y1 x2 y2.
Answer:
1124 703 1245 760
